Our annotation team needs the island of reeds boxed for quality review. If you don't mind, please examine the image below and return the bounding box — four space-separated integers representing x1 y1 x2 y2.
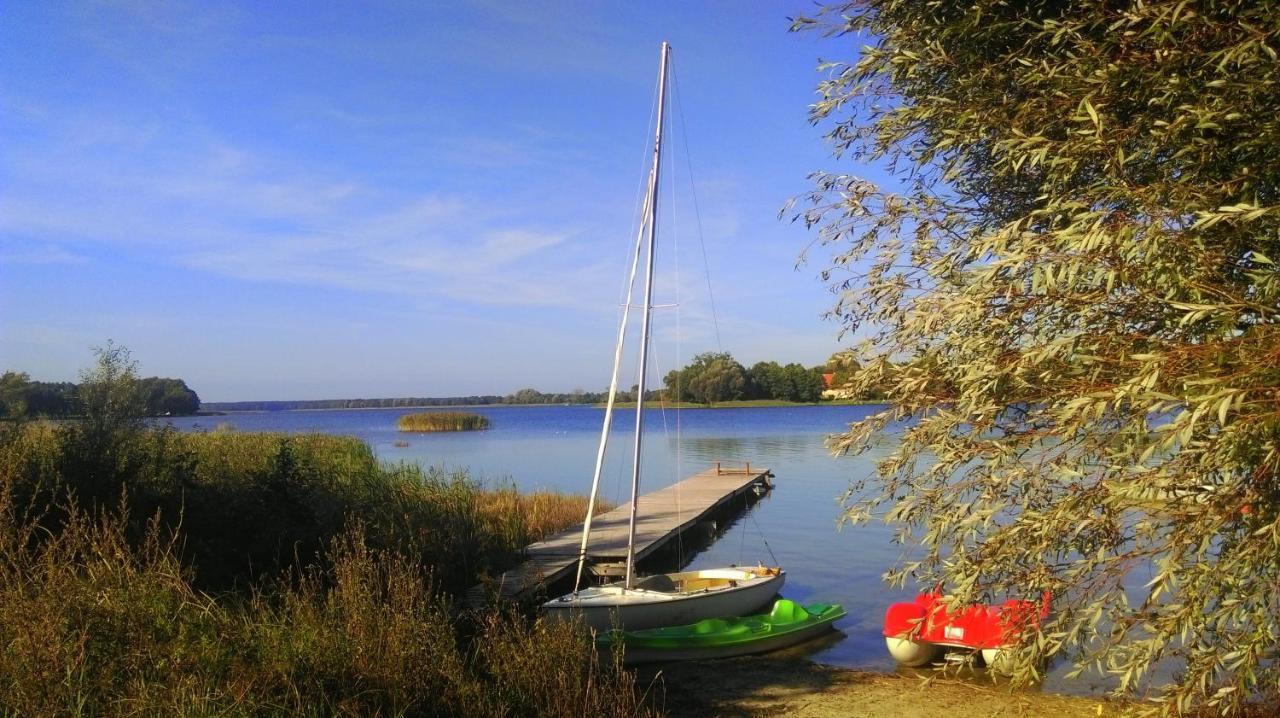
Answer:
397 410 490 432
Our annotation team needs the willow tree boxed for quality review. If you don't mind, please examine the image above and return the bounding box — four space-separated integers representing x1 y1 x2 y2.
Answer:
792 2 1280 713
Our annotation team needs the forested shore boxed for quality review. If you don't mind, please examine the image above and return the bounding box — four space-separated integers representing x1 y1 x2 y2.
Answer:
201 351 882 412
1 369 200 419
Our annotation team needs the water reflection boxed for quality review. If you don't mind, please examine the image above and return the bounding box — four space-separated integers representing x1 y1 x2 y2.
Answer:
677 434 821 462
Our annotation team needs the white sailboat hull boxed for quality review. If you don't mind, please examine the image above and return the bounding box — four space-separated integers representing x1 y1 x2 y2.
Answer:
542 567 785 632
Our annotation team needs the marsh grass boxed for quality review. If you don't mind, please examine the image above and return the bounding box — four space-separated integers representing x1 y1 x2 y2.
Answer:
398 411 490 432
0 415 649 717
475 609 651 718
0 423 597 595
478 486 614 545
0 492 651 717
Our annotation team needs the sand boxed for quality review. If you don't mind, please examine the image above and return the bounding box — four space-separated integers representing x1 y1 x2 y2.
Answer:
645 658 1119 718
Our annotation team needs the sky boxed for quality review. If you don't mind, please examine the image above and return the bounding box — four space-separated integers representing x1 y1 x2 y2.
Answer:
0 1 885 402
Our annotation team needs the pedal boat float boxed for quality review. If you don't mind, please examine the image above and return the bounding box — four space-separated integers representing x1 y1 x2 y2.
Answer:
599 598 844 664
883 591 1048 671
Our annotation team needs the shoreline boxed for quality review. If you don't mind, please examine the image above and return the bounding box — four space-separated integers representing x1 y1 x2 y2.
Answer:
204 400 887 414
652 657 1122 717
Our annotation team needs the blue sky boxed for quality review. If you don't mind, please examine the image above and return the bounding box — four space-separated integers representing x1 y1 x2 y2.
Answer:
1 1 881 401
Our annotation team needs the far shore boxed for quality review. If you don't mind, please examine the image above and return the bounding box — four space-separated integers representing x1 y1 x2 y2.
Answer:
601 399 883 409
204 399 886 413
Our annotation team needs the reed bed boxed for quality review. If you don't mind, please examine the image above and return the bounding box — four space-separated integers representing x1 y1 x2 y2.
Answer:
398 411 490 432
0 494 652 717
0 424 584 594
479 486 613 544
0 417 654 717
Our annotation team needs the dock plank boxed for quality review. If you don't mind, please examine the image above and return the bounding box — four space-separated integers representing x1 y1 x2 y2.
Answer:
467 465 771 605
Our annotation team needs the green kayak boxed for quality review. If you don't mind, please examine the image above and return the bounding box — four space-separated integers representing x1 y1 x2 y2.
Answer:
599 599 845 664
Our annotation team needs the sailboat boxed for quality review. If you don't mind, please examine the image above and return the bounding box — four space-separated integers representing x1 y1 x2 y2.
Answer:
541 42 784 633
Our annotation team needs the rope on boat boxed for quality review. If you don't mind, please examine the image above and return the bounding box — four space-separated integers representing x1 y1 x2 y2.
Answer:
751 509 780 568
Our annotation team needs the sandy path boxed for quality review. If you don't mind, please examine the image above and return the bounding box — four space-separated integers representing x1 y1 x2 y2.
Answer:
644 657 1119 718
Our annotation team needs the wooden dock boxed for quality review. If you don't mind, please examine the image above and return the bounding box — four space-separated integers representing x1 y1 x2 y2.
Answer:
467 463 772 606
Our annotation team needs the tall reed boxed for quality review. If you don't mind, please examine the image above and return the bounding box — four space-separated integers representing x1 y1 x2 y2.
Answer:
0 349 654 715
398 411 491 432
478 485 614 544
0 423 596 595
0 492 654 717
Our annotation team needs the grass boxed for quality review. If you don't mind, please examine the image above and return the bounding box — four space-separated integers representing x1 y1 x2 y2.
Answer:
0 417 646 717
398 411 491 432
1 423 593 595
478 486 612 544
0 495 649 717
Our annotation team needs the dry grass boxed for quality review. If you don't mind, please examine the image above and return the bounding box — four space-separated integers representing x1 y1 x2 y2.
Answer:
0 492 654 717
475 609 653 718
0 419 655 717
0 423 585 595
478 487 614 544
398 411 490 432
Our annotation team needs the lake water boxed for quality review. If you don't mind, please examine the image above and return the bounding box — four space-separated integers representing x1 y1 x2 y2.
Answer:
168 404 1103 694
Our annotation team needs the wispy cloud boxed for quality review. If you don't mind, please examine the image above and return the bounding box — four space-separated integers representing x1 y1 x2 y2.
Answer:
0 109 621 309
0 241 88 266
0 0 675 316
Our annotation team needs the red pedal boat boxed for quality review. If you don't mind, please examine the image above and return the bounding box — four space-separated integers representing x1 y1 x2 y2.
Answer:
883 591 1049 671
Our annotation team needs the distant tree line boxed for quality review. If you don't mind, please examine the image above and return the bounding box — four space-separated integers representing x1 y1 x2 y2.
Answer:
203 396 510 412
499 387 663 405
0 371 200 419
502 388 605 405
661 351 890 405
199 352 888 413
204 387 664 412
662 352 828 404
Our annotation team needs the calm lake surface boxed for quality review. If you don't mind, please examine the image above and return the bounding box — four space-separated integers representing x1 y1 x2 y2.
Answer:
168 404 1100 694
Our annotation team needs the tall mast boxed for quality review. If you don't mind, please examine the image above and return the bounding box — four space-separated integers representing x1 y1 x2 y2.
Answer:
624 41 669 590
570 178 651 594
